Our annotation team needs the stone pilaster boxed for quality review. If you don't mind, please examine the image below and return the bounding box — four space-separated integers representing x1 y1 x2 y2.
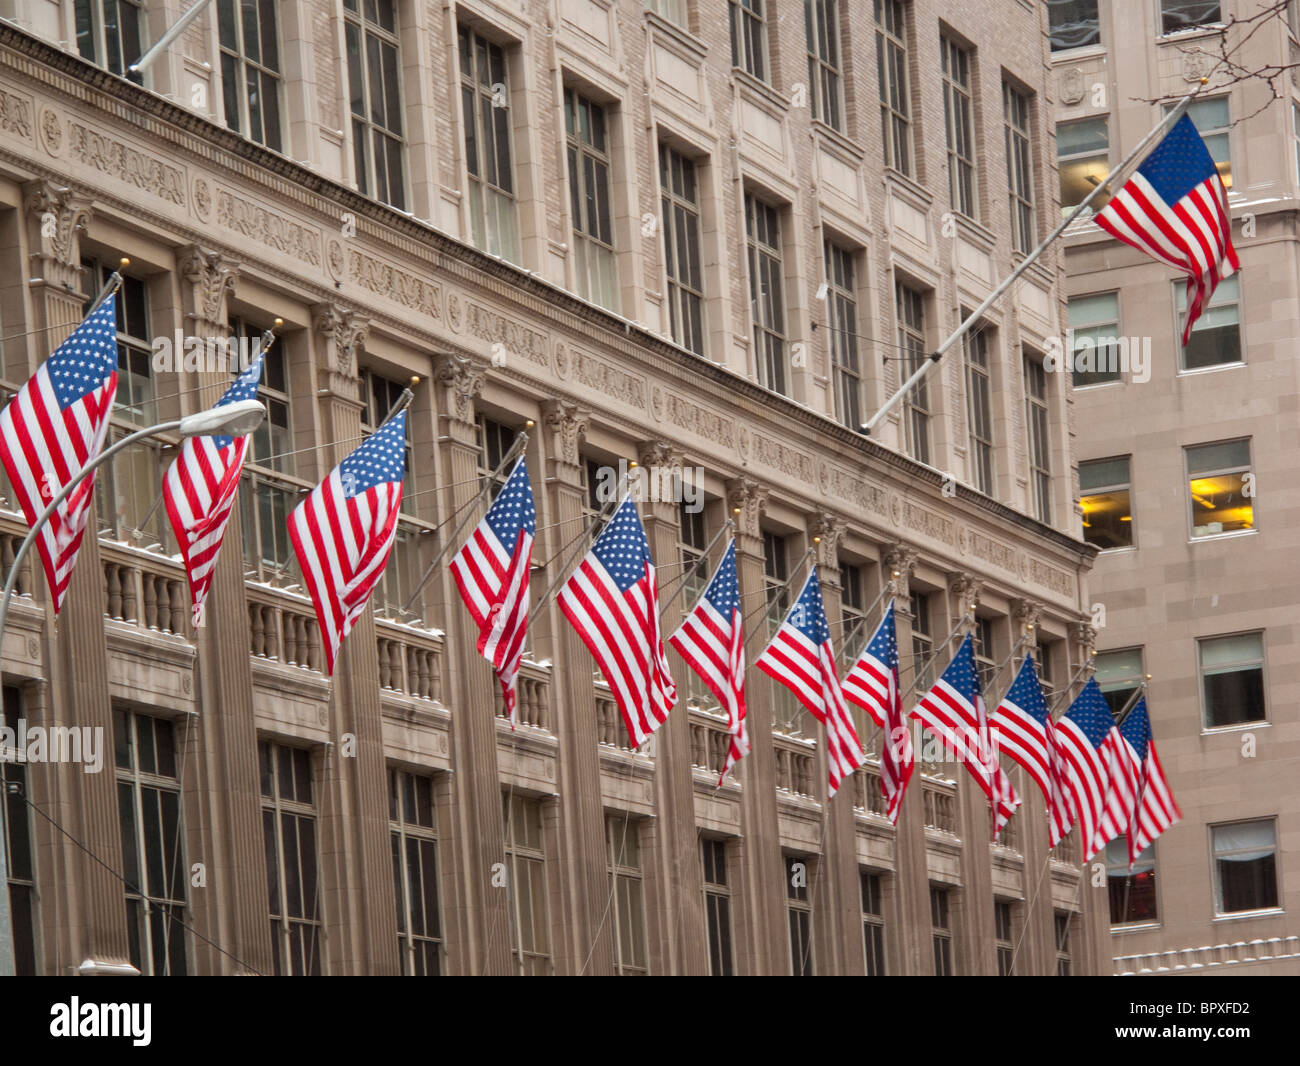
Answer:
724 476 786 974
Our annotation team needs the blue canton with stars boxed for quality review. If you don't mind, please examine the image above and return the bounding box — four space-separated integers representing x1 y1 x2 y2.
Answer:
1004 655 1048 726
485 457 536 542
1063 678 1116 752
210 349 266 451
1120 696 1150 763
701 539 740 617
784 568 831 647
865 601 899 672
591 496 654 592
938 636 982 702
1138 114 1220 206
339 410 407 497
49 296 118 410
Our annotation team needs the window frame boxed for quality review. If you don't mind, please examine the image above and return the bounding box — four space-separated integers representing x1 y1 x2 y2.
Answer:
1210 818 1280 916
1023 351 1053 524
805 0 845 132
860 869 887 976
825 241 862 431
345 0 408 210
930 883 954 975
389 767 443 976
940 35 978 220
1159 0 1224 38
565 88 619 312
1106 836 1160 927
746 192 789 396
260 739 324 976
994 898 1014 976
1078 455 1134 551
1047 0 1101 52
875 0 913 176
503 792 554 975
785 854 814 977
896 281 930 464
1175 273 1242 373
1198 630 1267 731
606 813 649 975
1002 81 1036 256
2 686 37 975
74 0 144 84
729 0 769 82
660 143 707 356
701 837 734 976
1056 116 1110 214
217 0 285 152
1184 437 1255 541
963 320 994 496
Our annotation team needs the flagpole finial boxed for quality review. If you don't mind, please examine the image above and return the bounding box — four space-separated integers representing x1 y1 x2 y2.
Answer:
274 318 283 329
1200 76 1208 85
119 257 130 269
525 419 535 429
813 536 821 545
628 460 638 468
409 375 420 387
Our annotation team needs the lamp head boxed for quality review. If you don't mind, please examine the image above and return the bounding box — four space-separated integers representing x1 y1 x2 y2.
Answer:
179 398 267 438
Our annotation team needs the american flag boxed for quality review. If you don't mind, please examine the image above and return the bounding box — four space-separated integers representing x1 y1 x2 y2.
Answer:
1093 693 1145 857
0 297 118 614
1095 113 1238 344
910 635 1020 840
842 600 913 823
449 457 536 726
668 539 748 783
755 567 864 798
162 349 265 627
990 656 1071 847
559 496 676 748
288 410 407 675
1124 698 1182 863
1054 678 1117 862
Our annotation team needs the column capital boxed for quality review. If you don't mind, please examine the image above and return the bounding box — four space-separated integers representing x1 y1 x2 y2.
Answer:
1011 597 1043 638
435 352 488 430
725 476 768 540
635 439 684 472
178 244 240 330
948 571 982 618
1070 620 1098 662
23 179 92 290
541 397 589 468
809 511 845 570
882 542 918 607
312 302 369 377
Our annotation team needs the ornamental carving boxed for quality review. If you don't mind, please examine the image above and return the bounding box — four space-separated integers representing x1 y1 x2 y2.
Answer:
1058 67 1084 106
725 477 768 537
541 398 589 467
948 572 982 616
179 246 240 326
467 303 547 367
0 87 32 139
350 249 441 317
23 180 91 284
447 292 463 333
1070 621 1098 663
193 178 212 222
39 108 61 155
313 304 368 376
571 349 645 409
882 543 918 605
810 512 845 568
218 189 321 265
68 122 185 204
434 353 487 425
1011 598 1042 636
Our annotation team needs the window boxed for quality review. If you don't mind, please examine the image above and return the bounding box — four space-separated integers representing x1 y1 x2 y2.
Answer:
1107 837 1158 924
805 0 844 131
647 0 688 28
2 687 37 975
1003 83 1035 255
1168 97 1232 189
239 331 298 582
1161 1 1222 36
84 259 154 425
1068 292 1121 387
840 562 867 659
115 710 188 976
964 322 994 495
786 856 813 976
701 839 734 975
1048 0 1100 50
1178 274 1240 370
660 145 706 356
606 814 648 975
994 900 1014 975
1057 118 1108 211
930 885 953 975
503 793 552 975
941 37 976 219
390 769 442 975
566 90 618 312
678 502 709 610
1212 820 1278 914
746 194 788 395
909 591 933 692
361 369 413 506
218 0 283 151
345 0 406 210
460 28 519 262
762 530 789 637
1023 353 1052 523
861 870 886 975
730 0 768 81
875 0 912 174
1200 632 1265 728
1186 438 1253 538
261 741 322 975
1079 456 1132 549
825 242 861 430
1095 648 1143 718
1054 912 1073 975
75 0 143 83
477 415 517 496
896 282 929 463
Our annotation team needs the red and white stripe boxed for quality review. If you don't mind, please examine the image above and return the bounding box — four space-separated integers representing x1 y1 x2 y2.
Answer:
669 596 748 783
1128 740 1182 862
990 698 1071 847
1092 727 1143 857
1054 715 1111 863
0 363 116 613
842 649 912 824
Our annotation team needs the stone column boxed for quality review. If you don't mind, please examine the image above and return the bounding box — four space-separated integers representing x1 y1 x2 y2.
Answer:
538 397 614 975
1068 620 1111 974
176 245 277 975
431 353 512 974
884 542 930 974
809 512 860 974
310 302 400 974
725 477 786 974
636 440 708 975
20 181 134 972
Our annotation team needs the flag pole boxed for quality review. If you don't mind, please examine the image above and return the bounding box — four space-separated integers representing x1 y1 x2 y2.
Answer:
860 82 1206 438
897 608 975 703
739 545 816 630
401 426 530 613
657 519 734 621
86 258 129 316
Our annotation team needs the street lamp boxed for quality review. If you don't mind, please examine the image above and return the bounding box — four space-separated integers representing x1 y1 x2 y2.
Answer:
0 396 265 976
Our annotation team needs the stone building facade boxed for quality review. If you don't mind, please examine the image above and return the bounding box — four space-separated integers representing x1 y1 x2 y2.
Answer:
0 0 1107 974
1056 0 1300 975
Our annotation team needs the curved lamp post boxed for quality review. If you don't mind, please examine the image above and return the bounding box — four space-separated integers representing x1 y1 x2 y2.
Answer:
0 396 265 975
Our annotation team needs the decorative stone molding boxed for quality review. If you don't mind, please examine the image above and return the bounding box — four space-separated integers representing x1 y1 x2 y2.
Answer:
312 303 368 377
809 512 845 570
434 352 487 428
1070 621 1098 665
1011 598 1043 638
23 179 91 290
725 477 768 538
541 398 589 467
948 572 982 619
635 439 682 473
882 543 918 606
179 245 240 327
